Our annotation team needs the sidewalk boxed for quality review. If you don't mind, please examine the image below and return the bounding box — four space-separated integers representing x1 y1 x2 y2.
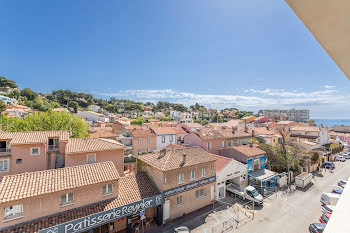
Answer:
147 202 224 233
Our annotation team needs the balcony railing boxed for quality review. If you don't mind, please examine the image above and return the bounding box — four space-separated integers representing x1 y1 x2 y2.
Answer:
0 148 10 153
48 144 59 151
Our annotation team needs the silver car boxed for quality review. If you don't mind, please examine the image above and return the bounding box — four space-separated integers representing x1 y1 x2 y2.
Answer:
174 226 190 233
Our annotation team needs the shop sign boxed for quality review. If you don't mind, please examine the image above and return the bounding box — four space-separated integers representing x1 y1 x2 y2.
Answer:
163 176 216 197
39 194 163 233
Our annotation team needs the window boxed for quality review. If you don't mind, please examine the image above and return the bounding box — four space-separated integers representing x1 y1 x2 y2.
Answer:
103 184 113 195
206 142 211 150
176 196 184 207
169 135 173 142
4 204 23 220
148 137 151 144
177 173 184 184
211 165 214 172
60 193 74 206
189 170 196 181
138 138 142 145
148 148 152 153
87 154 96 164
30 147 40 155
16 159 22 164
162 136 165 143
221 141 225 148
201 168 206 177
0 159 9 172
195 188 206 199
164 176 167 184
228 141 232 147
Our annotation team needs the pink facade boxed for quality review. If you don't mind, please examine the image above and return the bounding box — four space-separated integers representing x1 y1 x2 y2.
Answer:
65 149 125 176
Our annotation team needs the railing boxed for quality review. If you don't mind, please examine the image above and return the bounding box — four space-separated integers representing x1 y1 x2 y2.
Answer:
48 144 59 150
0 148 11 153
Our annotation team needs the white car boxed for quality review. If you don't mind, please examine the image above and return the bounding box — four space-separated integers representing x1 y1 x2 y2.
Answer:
174 226 190 233
343 154 350 159
336 155 346 162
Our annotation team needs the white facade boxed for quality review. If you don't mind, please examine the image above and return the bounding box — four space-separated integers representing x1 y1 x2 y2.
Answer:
76 111 108 123
170 110 181 119
215 159 248 200
0 95 18 105
88 105 101 112
177 112 193 123
155 133 177 150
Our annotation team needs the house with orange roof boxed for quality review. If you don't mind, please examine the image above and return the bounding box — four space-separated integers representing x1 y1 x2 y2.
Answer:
129 128 157 155
65 138 125 176
151 127 177 150
138 147 216 222
209 153 247 200
0 162 163 233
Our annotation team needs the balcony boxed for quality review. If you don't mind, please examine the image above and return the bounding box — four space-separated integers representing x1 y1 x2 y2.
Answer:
48 144 59 151
0 148 11 156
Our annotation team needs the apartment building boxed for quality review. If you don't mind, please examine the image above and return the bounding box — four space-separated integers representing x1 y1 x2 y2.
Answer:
0 162 163 233
137 147 216 222
289 126 330 147
151 127 177 150
0 131 126 180
184 127 251 155
263 109 310 123
129 128 157 155
0 131 69 180
65 138 125 176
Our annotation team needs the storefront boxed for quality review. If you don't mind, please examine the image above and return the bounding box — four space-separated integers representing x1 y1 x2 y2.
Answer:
38 194 164 233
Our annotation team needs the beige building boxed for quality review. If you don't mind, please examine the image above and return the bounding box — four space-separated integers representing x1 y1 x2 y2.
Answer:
129 128 157 155
0 162 162 233
138 147 216 222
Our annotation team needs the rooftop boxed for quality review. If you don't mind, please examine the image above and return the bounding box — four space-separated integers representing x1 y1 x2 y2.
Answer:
290 126 320 132
0 161 120 203
67 138 124 154
151 127 177 135
1 172 159 233
138 147 216 171
0 130 70 144
90 130 117 138
129 128 156 138
209 153 232 172
232 144 266 157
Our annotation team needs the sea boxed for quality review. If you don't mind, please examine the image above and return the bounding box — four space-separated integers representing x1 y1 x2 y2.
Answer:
313 119 350 127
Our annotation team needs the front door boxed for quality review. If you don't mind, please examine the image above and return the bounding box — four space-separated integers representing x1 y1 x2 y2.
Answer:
163 200 170 221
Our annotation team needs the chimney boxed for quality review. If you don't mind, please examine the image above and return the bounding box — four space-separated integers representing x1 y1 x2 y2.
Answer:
158 149 167 158
182 153 187 165
249 143 254 148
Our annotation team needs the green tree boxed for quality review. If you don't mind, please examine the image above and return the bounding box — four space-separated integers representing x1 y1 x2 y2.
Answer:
68 101 79 113
310 152 320 164
20 88 38 100
0 111 89 138
131 117 146 125
0 100 6 113
210 113 223 123
0 76 18 89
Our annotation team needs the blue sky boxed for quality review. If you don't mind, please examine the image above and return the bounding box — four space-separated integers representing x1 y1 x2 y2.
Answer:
1 0 350 118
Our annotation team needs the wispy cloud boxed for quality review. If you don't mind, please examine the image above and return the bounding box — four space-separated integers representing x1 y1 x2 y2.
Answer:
95 87 350 118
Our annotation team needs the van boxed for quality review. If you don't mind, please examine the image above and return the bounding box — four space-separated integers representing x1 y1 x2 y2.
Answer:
320 193 341 206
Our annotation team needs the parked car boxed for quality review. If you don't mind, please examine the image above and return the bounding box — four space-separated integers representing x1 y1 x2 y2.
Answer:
319 213 331 224
336 155 346 162
322 162 335 169
322 205 336 214
342 153 350 159
174 226 190 233
338 180 347 187
320 192 341 206
309 223 326 233
332 186 343 194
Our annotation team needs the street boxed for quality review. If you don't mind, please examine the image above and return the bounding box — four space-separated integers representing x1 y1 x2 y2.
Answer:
233 159 350 233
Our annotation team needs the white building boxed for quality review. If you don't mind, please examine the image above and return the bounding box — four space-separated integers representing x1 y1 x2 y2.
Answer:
151 127 177 150
76 111 109 123
88 105 101 112
170 110 181 119
177 112 193 123
0 95 18 105
210 153 248 200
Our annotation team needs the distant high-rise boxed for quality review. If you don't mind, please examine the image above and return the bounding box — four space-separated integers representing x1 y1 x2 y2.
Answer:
262 109 310 123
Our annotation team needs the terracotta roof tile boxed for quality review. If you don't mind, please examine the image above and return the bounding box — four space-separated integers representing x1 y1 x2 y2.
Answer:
0 131 70 144
151 127 176 135
129 128 156 138
1 173 159 233
290 126 320 132
138 147 215 171
90 130 117 138
0 162 120 203
209 153 232 172
232 144 266 157
67 138 124 154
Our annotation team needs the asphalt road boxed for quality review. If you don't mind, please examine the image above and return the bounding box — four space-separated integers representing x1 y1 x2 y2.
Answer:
233 159 350 233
